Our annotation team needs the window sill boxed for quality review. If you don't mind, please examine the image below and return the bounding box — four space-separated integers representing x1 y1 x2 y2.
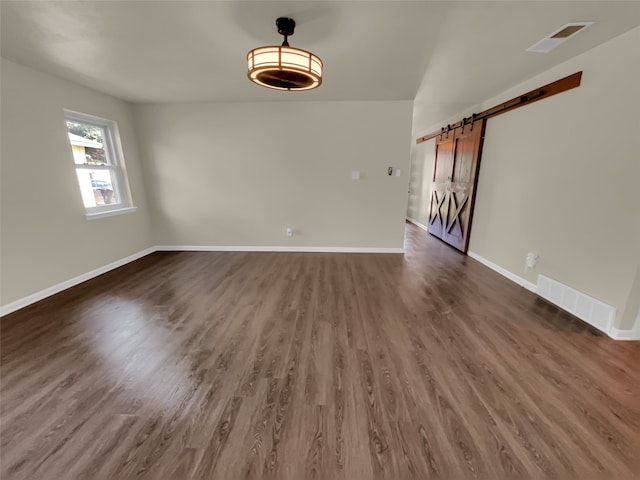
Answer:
85 206 137 221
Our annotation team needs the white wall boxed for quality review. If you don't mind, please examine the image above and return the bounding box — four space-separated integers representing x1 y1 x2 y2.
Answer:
133 101 412 249
1 59 153 307
409 27 640 330
406 137 435 227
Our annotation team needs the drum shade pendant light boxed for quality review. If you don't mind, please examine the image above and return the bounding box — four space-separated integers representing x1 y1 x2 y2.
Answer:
247 17 322 91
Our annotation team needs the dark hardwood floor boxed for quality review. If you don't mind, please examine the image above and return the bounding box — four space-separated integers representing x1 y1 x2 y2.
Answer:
2 223 639 479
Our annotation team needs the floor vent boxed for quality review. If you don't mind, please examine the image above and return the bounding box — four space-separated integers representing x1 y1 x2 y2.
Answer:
537 274 615 334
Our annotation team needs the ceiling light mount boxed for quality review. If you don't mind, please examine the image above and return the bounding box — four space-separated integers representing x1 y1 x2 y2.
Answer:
276 17 295 45
247 17 323 91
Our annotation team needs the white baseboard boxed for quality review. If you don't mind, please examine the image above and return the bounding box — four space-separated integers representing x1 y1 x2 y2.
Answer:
609 310 640 341
609 326 640 341
1 244 404 317
155 245 404 254
406 217 428 232
537 274 617 336
0 247 155 317
466 254 637 340
467 251 537 293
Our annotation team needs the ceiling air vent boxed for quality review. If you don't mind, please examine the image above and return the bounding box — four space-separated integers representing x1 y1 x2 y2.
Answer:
526 22 594 53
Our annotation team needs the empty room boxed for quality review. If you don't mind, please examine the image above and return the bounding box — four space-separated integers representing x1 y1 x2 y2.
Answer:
1 1 639 479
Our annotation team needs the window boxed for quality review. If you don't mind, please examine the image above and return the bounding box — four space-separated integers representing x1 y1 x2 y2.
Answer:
64 110 135 219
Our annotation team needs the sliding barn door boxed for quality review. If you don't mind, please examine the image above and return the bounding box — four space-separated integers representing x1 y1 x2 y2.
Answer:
428 119 486 252
428 131 455 240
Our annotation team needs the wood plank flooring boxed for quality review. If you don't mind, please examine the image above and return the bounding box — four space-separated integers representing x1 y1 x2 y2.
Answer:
2 223 639 479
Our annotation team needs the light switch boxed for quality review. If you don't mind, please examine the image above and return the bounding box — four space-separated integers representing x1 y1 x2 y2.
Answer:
351 170 360 180
395 169 401 176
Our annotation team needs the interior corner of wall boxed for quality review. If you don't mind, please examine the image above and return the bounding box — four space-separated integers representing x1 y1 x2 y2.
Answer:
617 263 640 330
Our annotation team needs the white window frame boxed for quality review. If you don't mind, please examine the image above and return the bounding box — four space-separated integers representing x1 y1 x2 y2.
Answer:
64 110 136 220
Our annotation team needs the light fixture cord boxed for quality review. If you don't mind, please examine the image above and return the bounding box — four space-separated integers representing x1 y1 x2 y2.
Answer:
282 35 289 47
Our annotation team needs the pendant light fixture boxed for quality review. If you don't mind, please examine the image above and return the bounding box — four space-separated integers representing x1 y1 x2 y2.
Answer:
247 17 323 91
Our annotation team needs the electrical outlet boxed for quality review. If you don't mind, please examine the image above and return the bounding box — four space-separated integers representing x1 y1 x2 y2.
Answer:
525 252 539 273
286 228 293 237
526 253 539 268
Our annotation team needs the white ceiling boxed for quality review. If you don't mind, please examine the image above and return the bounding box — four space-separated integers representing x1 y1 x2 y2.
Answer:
2 1 639 127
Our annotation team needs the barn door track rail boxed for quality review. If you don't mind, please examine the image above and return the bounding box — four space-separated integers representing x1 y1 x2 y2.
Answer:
416 71 582 144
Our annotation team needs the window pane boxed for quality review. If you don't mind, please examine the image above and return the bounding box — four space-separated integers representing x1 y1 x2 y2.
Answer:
65 110 132 215
76 169 118 208
66 121 108 165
